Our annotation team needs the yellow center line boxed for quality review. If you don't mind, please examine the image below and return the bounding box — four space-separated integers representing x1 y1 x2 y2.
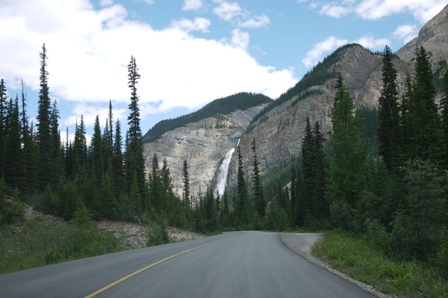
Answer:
84 236 231 298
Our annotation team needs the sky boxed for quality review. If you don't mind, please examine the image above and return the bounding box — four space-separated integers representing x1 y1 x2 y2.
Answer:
1 0 447 142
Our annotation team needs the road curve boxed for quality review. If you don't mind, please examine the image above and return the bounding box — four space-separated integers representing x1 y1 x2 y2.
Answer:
0 231 375 298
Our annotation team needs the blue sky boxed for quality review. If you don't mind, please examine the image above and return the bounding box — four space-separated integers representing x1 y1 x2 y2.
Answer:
0 0 446 142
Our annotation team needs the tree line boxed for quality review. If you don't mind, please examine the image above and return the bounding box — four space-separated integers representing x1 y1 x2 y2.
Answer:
0 44 197 231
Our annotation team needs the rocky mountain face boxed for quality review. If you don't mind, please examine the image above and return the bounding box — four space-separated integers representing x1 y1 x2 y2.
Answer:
143 5 448 197
143 104 266 197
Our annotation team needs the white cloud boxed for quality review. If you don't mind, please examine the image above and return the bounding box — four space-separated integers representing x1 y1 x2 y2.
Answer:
230 28 250 49
0 0 296 125
183 0 203 11
239 15 270 28
170 18 211 33
302 36 348 68
393 24 418 44
213 1 244 21
355 0 446 23
355 35 390 49
138 0 154 5
320 4 352 18
99 0 113 6
64 103 126 128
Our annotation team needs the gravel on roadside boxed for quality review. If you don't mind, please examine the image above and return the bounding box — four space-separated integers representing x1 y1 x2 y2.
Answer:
280 233 392 298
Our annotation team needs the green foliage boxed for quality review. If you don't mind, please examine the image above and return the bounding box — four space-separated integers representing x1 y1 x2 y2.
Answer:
0 180 24 225
313 230 448 298
143 92 272 142
264 199 289 231
147 223 169 246
390 159 447 261
378 46 400 171
0 213 120 274
326 74 369 220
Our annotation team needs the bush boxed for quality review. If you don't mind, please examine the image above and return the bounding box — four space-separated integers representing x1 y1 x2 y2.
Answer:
147 224 169 246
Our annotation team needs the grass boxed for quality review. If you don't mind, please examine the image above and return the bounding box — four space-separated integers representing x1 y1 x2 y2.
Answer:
0 214 121 274
312 230 448 298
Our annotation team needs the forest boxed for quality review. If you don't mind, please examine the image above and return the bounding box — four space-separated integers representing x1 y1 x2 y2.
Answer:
1 44 448 279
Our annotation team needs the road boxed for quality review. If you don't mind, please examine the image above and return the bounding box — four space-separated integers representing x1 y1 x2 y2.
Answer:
0 231 375 298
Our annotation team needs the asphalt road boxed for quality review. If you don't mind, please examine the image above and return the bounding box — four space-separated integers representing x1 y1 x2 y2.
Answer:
0 231 375 298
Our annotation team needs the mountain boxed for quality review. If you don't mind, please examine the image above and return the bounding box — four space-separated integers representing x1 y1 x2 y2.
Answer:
143 92 272 197
143 5 448 197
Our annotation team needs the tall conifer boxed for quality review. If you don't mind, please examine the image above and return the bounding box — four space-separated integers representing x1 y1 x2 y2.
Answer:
378 45 400 171
36 44 52 191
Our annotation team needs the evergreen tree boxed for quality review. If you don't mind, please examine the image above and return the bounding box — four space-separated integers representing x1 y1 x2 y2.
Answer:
440 63 448 167
378 45 401 171
301 117 315 219
36 44 53 191
312 121 328 221
20 81 37 193
91 115 104 188
236 146 249 226
221 191 231 229
73 116 87 179
251 138 265 218
50 100 64 186
407 46 441 162
160 158 173 214
125 55 148 211
182 159 190 210
0 79 8 179
113 119 125 200
290 162 298 226
149 154 161 212
4 96 24 190
327 74 368 230
102 101 113 173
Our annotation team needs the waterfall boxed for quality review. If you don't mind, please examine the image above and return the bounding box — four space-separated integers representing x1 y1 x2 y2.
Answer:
215 148 235 196
215 138 240 196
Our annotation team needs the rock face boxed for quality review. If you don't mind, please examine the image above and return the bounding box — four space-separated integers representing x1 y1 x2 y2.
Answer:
143 105 266 197
143 5 448 197
396 5 448 71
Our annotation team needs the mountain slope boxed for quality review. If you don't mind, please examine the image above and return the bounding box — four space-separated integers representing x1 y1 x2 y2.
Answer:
143 93 272 197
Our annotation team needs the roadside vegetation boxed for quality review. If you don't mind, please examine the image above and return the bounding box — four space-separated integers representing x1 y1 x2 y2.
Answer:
0 206 120 274
313 230 448 298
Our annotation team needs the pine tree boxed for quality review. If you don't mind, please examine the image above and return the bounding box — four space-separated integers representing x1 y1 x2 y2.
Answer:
91 115 104 188
236 146 249 226
4 95 24 189
36 44 53 191
407 46 441 162
182 159 190 210
440 63 448 167
160 158 173 214
125 55 148 211
113 119 125 195
327 74 368 230
312 121 328 220
0 79 8 179
73 116 87 179
20 81 37 193
149 154 161 212
378 45 401 171
251 138 265 218
301 116 315 219
50 100 64 186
